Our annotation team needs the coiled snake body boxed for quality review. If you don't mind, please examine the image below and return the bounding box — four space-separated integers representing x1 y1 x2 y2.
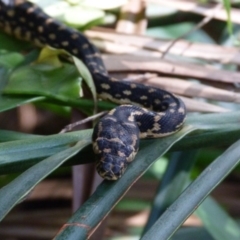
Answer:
0 0 186 180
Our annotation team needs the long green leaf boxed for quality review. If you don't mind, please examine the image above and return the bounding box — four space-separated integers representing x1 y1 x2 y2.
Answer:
195 196 240 240
1 111 240 175
141 139 240 240
223 0 232 35
0 96 45 112
0 129 92 174
54 125 194 240
143 150 198 234
173 227 213 240
0 140 90 221
0 130 40 142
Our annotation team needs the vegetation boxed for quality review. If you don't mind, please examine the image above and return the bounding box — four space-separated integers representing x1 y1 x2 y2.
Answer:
1 0 240 239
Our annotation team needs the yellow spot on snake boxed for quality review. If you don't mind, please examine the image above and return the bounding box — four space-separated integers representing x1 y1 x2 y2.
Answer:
154 99 161 105
86 54 93 58
128 111 143 122
126 151 137 162
71 33 78 39
131 134 138 147
38 26 44 33
154 115 161 122
45 18 54 24
152 123 161 131
61 41 69 46
20 17 26 23
178 107 185 114
27 7 36 13
110 77 117 82
34 38 43 46
88 62 97 66
108 109 116 115
104 117 117 122
118 151 126 157
58 25 66 30
49 34 56 40
137 121 141 126
25 31 32 41
95 52 101 57
72 49 78 54
7 10 15 17
123 90 132 96
101 84 110 90
98 122 103 134
148 88 156 93
140 96 148 100
15 0 25 5
123 122 136 129
109 137 125 145
140 132 147 138
102 72 108 76
103 148 111 153
13 27 21 36
92 142 100 153
130 84 137 88
4 23 12 35
82 44 89 49
163 94 171 99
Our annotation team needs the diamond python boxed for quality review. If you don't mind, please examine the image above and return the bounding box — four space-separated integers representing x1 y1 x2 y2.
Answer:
0 0 186 180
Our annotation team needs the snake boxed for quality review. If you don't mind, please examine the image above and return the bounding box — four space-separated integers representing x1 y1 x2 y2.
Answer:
0 0 186 180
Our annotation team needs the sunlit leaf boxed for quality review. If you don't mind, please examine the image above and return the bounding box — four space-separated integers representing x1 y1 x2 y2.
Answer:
81 0 128 10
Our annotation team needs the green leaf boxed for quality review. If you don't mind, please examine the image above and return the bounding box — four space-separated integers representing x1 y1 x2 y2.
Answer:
196 196 240 240
36 46 65 67
73 56 97 113
147 22 215 43
4 63 80 99
42 1 105 28
0 129 92 174
0 32 30 52
80 0 127 10
64 6 105 28
141 139 240 240
2 111 240 175
223 0 233 35
53 125 194 240
143 151 198 234
0 95 45 112
0 51 25 69
173 227 214 240
0 130 40 142
0 140 90 221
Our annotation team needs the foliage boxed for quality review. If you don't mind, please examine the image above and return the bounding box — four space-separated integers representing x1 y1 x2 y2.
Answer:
1 0 240 239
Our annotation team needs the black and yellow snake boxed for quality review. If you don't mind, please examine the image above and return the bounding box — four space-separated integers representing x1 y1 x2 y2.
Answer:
0 0 186 180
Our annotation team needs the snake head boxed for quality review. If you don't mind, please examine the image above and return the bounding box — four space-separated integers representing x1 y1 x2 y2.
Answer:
92 111 140 180
93 137 138 180
92 122 139 180
96 154 128 180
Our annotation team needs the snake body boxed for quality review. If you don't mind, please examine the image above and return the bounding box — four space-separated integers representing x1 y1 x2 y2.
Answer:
0 0 186 180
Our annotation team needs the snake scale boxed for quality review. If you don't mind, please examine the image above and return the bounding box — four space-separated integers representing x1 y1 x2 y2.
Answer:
0 0 186 180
